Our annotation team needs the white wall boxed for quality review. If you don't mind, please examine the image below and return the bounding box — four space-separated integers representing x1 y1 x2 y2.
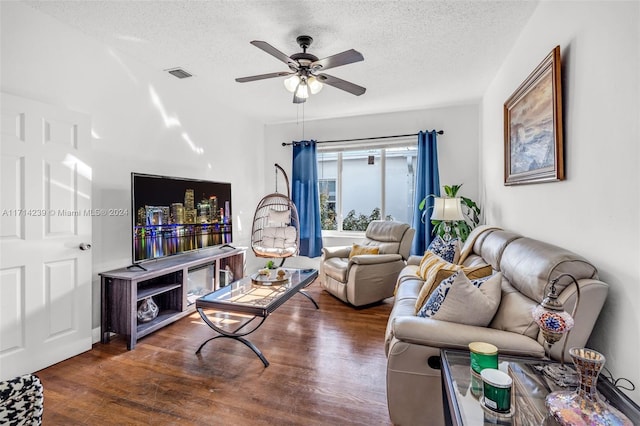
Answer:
481 1 640 402
1 2 482 329
260 104 480 263
1 3 266 329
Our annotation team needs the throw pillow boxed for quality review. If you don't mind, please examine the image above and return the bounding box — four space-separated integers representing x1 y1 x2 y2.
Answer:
417 271 503 327
268 209 290 226
417 251 454 281
349 243 380 259
426 235 460 264
414 251 493 313
415 252 462 307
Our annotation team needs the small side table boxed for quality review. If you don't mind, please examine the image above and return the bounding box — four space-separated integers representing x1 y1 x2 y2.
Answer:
440 349 640 426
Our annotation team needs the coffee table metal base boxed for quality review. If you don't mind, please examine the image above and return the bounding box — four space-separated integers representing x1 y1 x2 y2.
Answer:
195 308 270 366
298 289 319 309
195 277 319 367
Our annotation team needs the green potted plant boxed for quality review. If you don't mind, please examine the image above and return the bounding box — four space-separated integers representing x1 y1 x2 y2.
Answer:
419 184 481 242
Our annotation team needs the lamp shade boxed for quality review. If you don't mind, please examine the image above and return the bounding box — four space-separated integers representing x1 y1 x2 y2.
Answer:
295 81 309 99
532 304 575 344
430 197 465 221
532 276 577 345
284 75 301 92
307 76 323 94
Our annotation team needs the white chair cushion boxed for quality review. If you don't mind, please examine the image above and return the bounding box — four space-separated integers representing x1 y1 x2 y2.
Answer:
261 226 296 249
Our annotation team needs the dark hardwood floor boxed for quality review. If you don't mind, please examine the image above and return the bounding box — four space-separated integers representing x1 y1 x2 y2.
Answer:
36 280 394 425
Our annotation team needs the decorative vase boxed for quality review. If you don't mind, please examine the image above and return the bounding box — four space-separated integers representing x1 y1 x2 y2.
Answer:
137 297 159 323
546 348 632 426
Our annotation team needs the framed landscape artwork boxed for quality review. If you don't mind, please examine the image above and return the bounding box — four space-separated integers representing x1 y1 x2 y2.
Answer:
504 45 564 185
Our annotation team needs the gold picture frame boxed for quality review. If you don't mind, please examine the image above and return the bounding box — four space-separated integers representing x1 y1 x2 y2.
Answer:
504 46 564 185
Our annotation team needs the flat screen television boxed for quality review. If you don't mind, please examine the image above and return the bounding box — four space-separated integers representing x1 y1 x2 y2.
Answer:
131 173 233 264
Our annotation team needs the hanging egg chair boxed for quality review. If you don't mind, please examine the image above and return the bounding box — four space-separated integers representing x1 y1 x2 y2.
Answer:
251 164 300 262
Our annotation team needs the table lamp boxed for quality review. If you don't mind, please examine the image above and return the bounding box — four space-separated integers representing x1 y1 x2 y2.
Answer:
532 273 581 386
430 197 465 242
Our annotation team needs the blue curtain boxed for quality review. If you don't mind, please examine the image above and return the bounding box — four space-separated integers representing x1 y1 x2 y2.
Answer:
292 140 323 258
411 130 441 255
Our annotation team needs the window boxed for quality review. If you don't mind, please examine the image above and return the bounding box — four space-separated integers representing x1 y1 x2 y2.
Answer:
318 142 418 232
319 178 337 230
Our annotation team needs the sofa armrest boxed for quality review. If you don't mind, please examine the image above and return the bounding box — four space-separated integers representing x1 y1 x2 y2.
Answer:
407 255 423 266
322 246 351 259
350 253 402 266
392 316 545 357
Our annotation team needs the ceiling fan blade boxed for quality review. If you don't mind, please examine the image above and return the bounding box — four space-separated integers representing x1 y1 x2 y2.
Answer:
317 73 366 96
311 49 364 71
250 40 298 69
235 71 293 83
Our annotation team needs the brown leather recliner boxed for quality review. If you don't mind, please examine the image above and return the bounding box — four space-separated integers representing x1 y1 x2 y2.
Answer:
319 220 415 307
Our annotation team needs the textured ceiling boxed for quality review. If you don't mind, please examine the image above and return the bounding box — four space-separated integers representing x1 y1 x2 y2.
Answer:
24 0 539 124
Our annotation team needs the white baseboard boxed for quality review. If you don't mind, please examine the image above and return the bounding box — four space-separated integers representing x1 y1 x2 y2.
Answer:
92 327 101 344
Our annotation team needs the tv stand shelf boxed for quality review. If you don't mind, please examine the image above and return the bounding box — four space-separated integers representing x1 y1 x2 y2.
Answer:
100 247 245 350
137 283 181 300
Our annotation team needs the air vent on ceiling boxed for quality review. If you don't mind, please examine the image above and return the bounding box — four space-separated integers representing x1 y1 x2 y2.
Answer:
165 68 193 79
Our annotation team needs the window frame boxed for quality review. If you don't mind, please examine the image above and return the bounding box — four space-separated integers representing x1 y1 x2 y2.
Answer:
317 137 417 236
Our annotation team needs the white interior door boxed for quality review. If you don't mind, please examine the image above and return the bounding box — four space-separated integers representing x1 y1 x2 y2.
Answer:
0 92 92 379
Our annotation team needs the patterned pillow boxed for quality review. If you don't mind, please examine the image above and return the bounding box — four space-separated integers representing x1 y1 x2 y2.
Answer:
414 251 493 313
0 374 44 425
417 251 456 280
426 235 460 264
417 270 503 327
417 272 460 317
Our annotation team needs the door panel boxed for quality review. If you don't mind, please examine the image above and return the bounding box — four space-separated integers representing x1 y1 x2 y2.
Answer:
0 93 92 380
0 156 25 239
45 159 77 236
44 259 76 338
0 266 24 353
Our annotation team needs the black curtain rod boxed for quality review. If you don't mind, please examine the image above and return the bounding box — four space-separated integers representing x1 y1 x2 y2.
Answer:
281 130 444 146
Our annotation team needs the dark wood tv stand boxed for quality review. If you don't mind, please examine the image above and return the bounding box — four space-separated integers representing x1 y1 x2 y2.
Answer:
100 247 245 350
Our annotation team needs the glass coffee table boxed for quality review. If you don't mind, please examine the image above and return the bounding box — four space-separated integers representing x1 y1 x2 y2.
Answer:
441 349 640 425
195 268 318 367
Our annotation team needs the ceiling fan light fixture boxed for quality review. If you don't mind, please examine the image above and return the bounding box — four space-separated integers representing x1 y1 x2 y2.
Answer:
307 76 323 94
236 36 365 104
284 75 300 92
295 81 309 99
